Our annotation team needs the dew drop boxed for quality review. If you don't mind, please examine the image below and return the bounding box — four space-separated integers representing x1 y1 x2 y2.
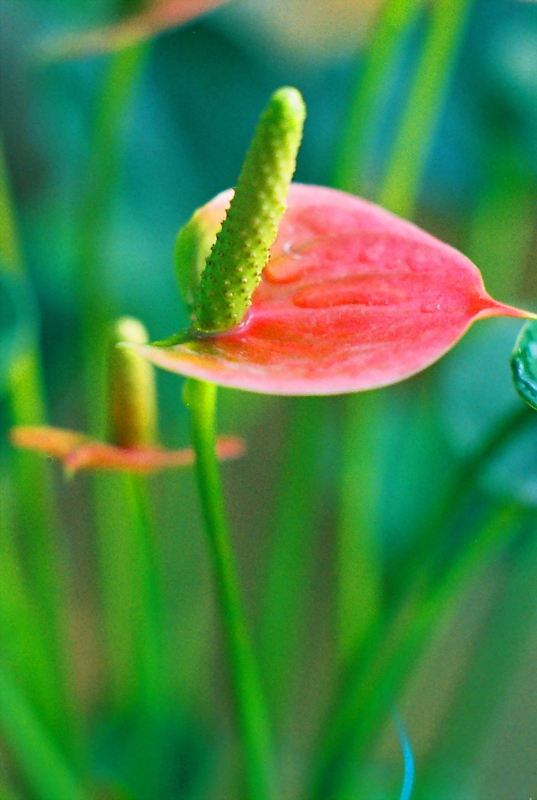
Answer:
420 301 442 313
282 242 303 260
264 243 305 284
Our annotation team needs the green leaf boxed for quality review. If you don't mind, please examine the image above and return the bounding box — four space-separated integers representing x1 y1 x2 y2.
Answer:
511 320 537 411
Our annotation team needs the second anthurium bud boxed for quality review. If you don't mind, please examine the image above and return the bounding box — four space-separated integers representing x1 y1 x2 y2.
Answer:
11 314 245 473
108 316 158 448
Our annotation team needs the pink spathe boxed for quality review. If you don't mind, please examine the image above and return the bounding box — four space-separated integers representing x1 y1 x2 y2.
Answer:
133 184 534 396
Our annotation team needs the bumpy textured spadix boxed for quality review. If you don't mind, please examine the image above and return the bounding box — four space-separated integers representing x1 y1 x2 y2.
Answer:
190 87 305 333
131 184 536 396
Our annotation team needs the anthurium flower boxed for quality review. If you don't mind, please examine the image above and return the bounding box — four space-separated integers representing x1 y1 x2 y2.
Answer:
9 425 243 475
128 183 536 396
41 0 228 60
9 317 243 473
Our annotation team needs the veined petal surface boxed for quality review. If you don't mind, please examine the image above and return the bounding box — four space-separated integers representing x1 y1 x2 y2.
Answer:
134 184 534 396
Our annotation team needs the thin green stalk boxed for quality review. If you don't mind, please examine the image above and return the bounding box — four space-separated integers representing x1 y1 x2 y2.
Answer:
0 472 62 739
305 501 523 800
0 663 87 800
184 378 277 800
331 0 423 194
94 473 138 711
260 397 326 714
379 0 473 217
337 391 384 660
94 474 164 707
93 472 166 798
318 0 477 791
129 475 168 798
129 475 167 717
466 143 535 303
331 0 471 667
0 778 21 800
0 143 24 272
390 403 534 602
75 44 148 435
330 0 424 677
1 138 77 755
317 404 532 796
414 509 537 798
73 41 155 774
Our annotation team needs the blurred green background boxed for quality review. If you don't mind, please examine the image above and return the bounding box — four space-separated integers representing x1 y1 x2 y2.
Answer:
1 1 537 798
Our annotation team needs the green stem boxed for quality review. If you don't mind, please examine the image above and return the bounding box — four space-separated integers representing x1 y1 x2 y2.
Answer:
94 473 136 711
260 397 325 715
331 0 424 195
306 501 523 800
94 474 162 705
329 0 423 698
75 44 148 435
0 471 63 744
337 392 384 660
414 508 537 798
390 403 534 602
466 142 535 303
129 475 166 717
331 0 473 656
378 0 473 217
314 404 530 798
1 137 77 757
93 472 166 797
129 475 168 798
184 378 277 800
0 140 24 273
0 663 87 800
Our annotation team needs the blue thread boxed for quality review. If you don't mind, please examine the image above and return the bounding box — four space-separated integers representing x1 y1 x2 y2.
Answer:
394 712 415 800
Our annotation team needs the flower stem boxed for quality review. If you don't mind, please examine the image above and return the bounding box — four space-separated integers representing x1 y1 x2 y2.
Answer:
414 507 537 798
75 43 148 436
260 397 326 714
390 402 534 602
94 474 164 711
337 391 383 660
378 0 473 217
1 137 78 759
0 663 87 800
331 0 424 195
184 378 277 800
305 501 523 800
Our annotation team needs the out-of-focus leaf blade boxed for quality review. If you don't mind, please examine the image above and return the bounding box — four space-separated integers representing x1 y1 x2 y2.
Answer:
0 270 38 395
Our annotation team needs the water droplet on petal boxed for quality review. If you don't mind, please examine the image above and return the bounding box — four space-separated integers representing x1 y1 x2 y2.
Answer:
264 244 305 283
420 301 442 313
